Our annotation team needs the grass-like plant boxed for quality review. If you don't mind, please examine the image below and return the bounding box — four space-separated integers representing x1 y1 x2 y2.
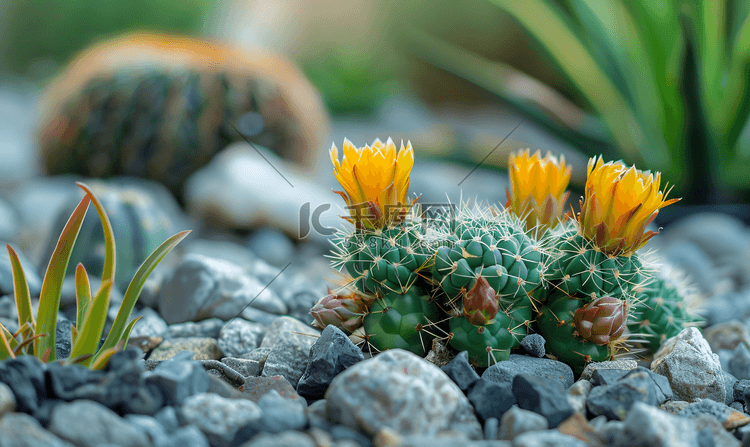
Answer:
0 182 189 369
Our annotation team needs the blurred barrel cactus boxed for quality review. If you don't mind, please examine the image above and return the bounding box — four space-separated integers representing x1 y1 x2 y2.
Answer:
37 33 329 196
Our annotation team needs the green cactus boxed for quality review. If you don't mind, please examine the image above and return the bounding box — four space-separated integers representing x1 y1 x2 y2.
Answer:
536 290 616 373
432 206 544 303
545 226 645 302
331 219 441 296
363 287 442 356
448 293 532 367
628 263 704 353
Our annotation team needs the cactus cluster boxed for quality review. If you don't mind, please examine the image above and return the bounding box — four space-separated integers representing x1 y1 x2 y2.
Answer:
310 141 702 374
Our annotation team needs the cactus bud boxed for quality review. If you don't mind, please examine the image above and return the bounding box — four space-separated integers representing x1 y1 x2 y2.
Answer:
310 288 373 334
463 275 499 326
573 296 627 345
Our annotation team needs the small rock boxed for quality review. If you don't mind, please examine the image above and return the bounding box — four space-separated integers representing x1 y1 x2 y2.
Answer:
521 334 546 358
0 382 16 416
651 327 725 403
441 351 480 392
590 369 630 386
148 337 223 361
157 254 286 325
483 417 499 441
168 318 225 338
678 398 750 430
48 400 150 447
240 347 272 362
260 316 320 388
704 321 750 352
239 431 316 447
297 325 365 399
200 360 246 388
511 430 587 447
424 338 455 368
259 315 320 350
580 360 638 381
598 401 699 447
222 357 264 378
130 307 169 338
482 354 574 390
557 412 602 446
729 343 750 380
55 318 73 360
690 414 741 447
217 319 264 358
498 405 548 440
171 426 210 447
0 412 74 447
467 379 516 422
723 371 738 406
242 375 304 404
181 392 262 447
659 400 691 415
124 414 170 447
246 227 296 268
144 351 210 406
734 379 750 406
512 374 574 428
324 349 482 438
566 380 592 415
230 390 308 445
153 406 180 434
0 355 46 416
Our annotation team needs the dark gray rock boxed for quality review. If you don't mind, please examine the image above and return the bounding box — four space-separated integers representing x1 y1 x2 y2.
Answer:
231 390 307 445
723 371 738 406
512 374 574 428
0 355 46 416
124 414 170 447
130 307 169 338
55 319 73 360
587 368 671 421
199 360 245 388
297 325 364 399
441 351 480 392
0 412 74 447
690 414 741 447
679 398 750 430
729 343 750 380
467 379 516 423
0 382 15 416
498 405 548 440
217 319 264 358
48 400 150 447
621 367 673 404
598 402 700 447
734 379 750 406
154 406 180 434
46 362 106 401
580 360 637 381
521 334 546 358
143 351 209 406
483 354 574 390
221 357 264 378
328 424 373 447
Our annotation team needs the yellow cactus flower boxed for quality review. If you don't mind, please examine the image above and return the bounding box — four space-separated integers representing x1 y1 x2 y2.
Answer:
578 156 680 256
330 137 416 229
506 149 572 234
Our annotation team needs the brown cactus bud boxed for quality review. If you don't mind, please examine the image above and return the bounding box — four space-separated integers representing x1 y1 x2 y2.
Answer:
463 275 499 326
310 288 372 334
573 296 627 345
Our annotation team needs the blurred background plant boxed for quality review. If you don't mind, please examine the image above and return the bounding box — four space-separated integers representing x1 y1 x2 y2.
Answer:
407 0 750 205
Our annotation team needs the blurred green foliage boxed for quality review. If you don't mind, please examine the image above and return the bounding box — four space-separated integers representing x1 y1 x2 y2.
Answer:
0 0 210 78
409 0 750 204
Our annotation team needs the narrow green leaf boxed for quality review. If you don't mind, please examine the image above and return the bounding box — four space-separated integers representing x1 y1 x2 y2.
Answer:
490 0 664 169
95 231 190 362
120 316 143 350
91 340 126 371
76 183 116 293
74 263 92 333
6 245 35 342
0 323 17 350
0 323 15 360
35 194 91 360
69 279 113 366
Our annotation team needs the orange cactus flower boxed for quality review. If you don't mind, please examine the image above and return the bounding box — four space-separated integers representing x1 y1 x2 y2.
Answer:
578 156 680 256
330 137 416 229
506 149 572 234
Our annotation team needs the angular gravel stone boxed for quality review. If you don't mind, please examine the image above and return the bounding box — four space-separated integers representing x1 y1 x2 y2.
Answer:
168 318 224 338
200 360 246 388
729 343 750 380
259 316 319 350
222 357 264 378
297 325 365 399
260 317 320 388
498 405 548 440
587 367 671 420
217 319 264 358
679 398 750 430
49 400 150 447
512 374 574 428
148 337 223 361
441 351 480 392
704 320 750 352
590 369 630 386
467 379 516 422
0 412 74 447
130 307 169 338
734 379 750 407
482 354 574 390
723 371 738 406
651 327 725 403
512 430 587 447
144 351 209 406
55 319 72 360
483 417 499 441
599 402 699 447
690 414 741 447
580 360 638 381
181 392 262 447
158 254 286 324
231 390 308 445
0 355 46 416
521 334 546 358
124 414 170 447
325 349 482 438
566 380 592 415
154 406 180 434
171 426 210 447
242 375 305 404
